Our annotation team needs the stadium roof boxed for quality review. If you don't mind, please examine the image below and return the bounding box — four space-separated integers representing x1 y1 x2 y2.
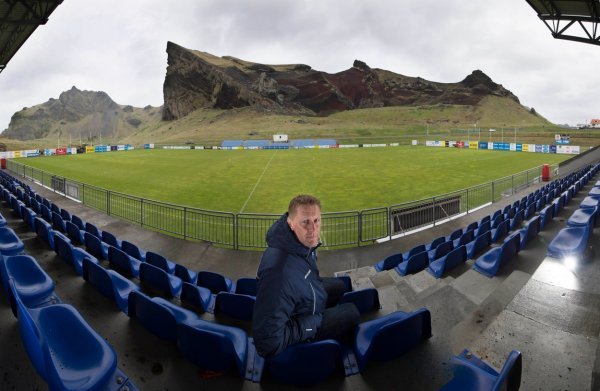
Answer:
526 0 600 46
0 0 63 74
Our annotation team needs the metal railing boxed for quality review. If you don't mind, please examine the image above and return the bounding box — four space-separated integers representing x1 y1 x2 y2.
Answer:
6 159 557 250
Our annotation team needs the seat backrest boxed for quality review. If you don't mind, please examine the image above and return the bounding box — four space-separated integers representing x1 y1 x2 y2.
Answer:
139 262 169 292
175 264 198 284
60 209 71 221
85 222 101 238
235 277 257 296
381 253 403 270
181 282 212 313
83 257 113 296
500 233 519 263
121 240 144 261
108 246 135 276
448 228 463 241
51 211 65 232
456 230 474 246
197 271 231 294
101 230 120 248
214 292 256 321
433 240 453 260
405 244 426 259
146 251 169 272
405 251 429 274
339 288 380 314
428 236 446 251
476 220 491 236
466 221 478 232
54 234 73 264
71 214 85 230
66 221 83 244
84 232 106 260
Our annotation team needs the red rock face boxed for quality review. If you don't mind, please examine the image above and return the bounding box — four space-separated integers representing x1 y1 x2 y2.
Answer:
162 42 520 120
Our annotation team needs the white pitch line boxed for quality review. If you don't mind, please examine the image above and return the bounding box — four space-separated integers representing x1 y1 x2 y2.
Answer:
239 152 276 213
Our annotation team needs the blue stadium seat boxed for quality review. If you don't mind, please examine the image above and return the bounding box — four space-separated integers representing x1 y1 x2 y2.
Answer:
9 280 131 391
34 217 66 251
447 228 463 242
539 204 554 230
465 221 478 233
339 288 381 314
0 254 58 311
65 221 85 245
51 211 66 232
180 282 213 313
139 262 182 298
402 244 426 261
425 236 446 252
84 231 109 260
145 251 176 274
428 240 454 263
0 212 7 228
71 214 85 230
474 220 491 238
174 263 198 284
121 240 146 262
567 207 598 229
395 251 429 276
440 349 522 391
59 208 71 222
54 234 99 276
214 292 256 321
453 230 474 248
266 339 342 386
589 187 600 199
491 209 502 221
518 216 540 250
50 203 60 215
374 253 403 272
428 245 467 279
85 222 103 239
21 206 37 231
82 258 139 315
235 277 257 296
491 214 504 229
547 226 590 259
40 204 52 223
176 318 258 380
336 275 353 293
197 270 234 294
0 226 25 256
509 209 524 231
101 230 122 250
353 308 432 371
108 246 141 278
128 291 197 342
473 233 520 278
491 219 510 243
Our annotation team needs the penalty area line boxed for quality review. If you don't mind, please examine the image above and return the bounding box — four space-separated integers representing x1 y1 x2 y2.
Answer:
239 152 276 213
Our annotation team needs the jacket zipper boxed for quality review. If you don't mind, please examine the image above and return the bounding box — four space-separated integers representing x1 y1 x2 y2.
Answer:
308 281 316 315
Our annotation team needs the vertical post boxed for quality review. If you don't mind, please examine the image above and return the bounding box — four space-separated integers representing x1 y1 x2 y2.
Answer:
233 213 238 250
492 181 495 203
140 198 144 227
466 188 470 213
106 190 110 215
183 207 187 240
358 211 362 246
432 196 437 227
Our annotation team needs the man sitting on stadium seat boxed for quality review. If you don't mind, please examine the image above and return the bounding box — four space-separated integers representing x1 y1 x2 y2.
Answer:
253 194 360 358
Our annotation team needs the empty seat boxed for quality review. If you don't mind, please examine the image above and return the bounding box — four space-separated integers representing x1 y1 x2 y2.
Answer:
0 212 7 228
440 349 522 391
50 203 60 215
21 206 37 231
447 228 463 242
121 240 146 262
402 244 426 261
54 234 99 276
139 262 182 298
453 230 474 248
108 246 141 278
174 263 198 284
180 282 213 313
85 222 103 239
66 221 85 245
465 221 478 233
395 251 429 276
59 208 71 222
0 254 58 311
145 251 176 274
40 204 52 222
547 226 590 259
0 226 25 256
539 204 554 229
425 236 446 252
214 292 256 321
128 290 197 342
374 253 403 272
509 210 524 231
101 230 122 250
339 288 381 314
567 207 598 229
266 339 342 386
84 231 109 260
518 216 540 250
51 211 66 232
176 318 256 380
428 245 467 279
353 308 432 371
473 233 520 278
10 280 129 391
428 240 453 263
197 270 233 294
491 219 509 243
235 277 257 296
474 220 491 237
71 214 85 230
34 217 65 251
82 258 140 314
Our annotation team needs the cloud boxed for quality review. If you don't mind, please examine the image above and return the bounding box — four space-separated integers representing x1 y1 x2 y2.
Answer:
1 0 599 132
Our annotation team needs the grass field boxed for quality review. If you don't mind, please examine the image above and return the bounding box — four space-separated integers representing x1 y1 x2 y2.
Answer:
15 146 569 214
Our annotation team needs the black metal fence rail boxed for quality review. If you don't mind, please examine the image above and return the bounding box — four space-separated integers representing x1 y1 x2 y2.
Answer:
6 160 556 250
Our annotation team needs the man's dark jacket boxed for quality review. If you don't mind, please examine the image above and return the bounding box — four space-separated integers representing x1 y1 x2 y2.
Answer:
252 213 327 358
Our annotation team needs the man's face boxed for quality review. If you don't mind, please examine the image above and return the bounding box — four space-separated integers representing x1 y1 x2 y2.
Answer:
287 204 321 248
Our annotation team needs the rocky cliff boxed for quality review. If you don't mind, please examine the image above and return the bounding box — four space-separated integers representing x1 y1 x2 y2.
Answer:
162 41 520 120
3 86 162 141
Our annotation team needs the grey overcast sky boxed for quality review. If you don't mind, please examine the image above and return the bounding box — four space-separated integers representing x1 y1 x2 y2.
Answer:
1 0 599 132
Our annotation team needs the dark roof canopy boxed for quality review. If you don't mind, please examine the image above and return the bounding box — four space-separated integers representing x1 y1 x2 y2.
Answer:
526 0 600 46
0 0 63 74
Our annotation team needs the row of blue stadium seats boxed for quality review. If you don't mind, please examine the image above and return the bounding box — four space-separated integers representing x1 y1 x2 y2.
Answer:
375 163 599 281
0 231 137 390
0 168 528 388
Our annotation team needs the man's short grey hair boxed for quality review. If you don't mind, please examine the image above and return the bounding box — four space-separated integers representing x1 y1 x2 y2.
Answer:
288 194 321 217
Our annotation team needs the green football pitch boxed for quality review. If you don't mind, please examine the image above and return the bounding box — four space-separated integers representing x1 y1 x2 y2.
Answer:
15 147 569 214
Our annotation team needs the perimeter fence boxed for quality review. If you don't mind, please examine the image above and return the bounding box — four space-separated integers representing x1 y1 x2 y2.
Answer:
6 159 558 250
